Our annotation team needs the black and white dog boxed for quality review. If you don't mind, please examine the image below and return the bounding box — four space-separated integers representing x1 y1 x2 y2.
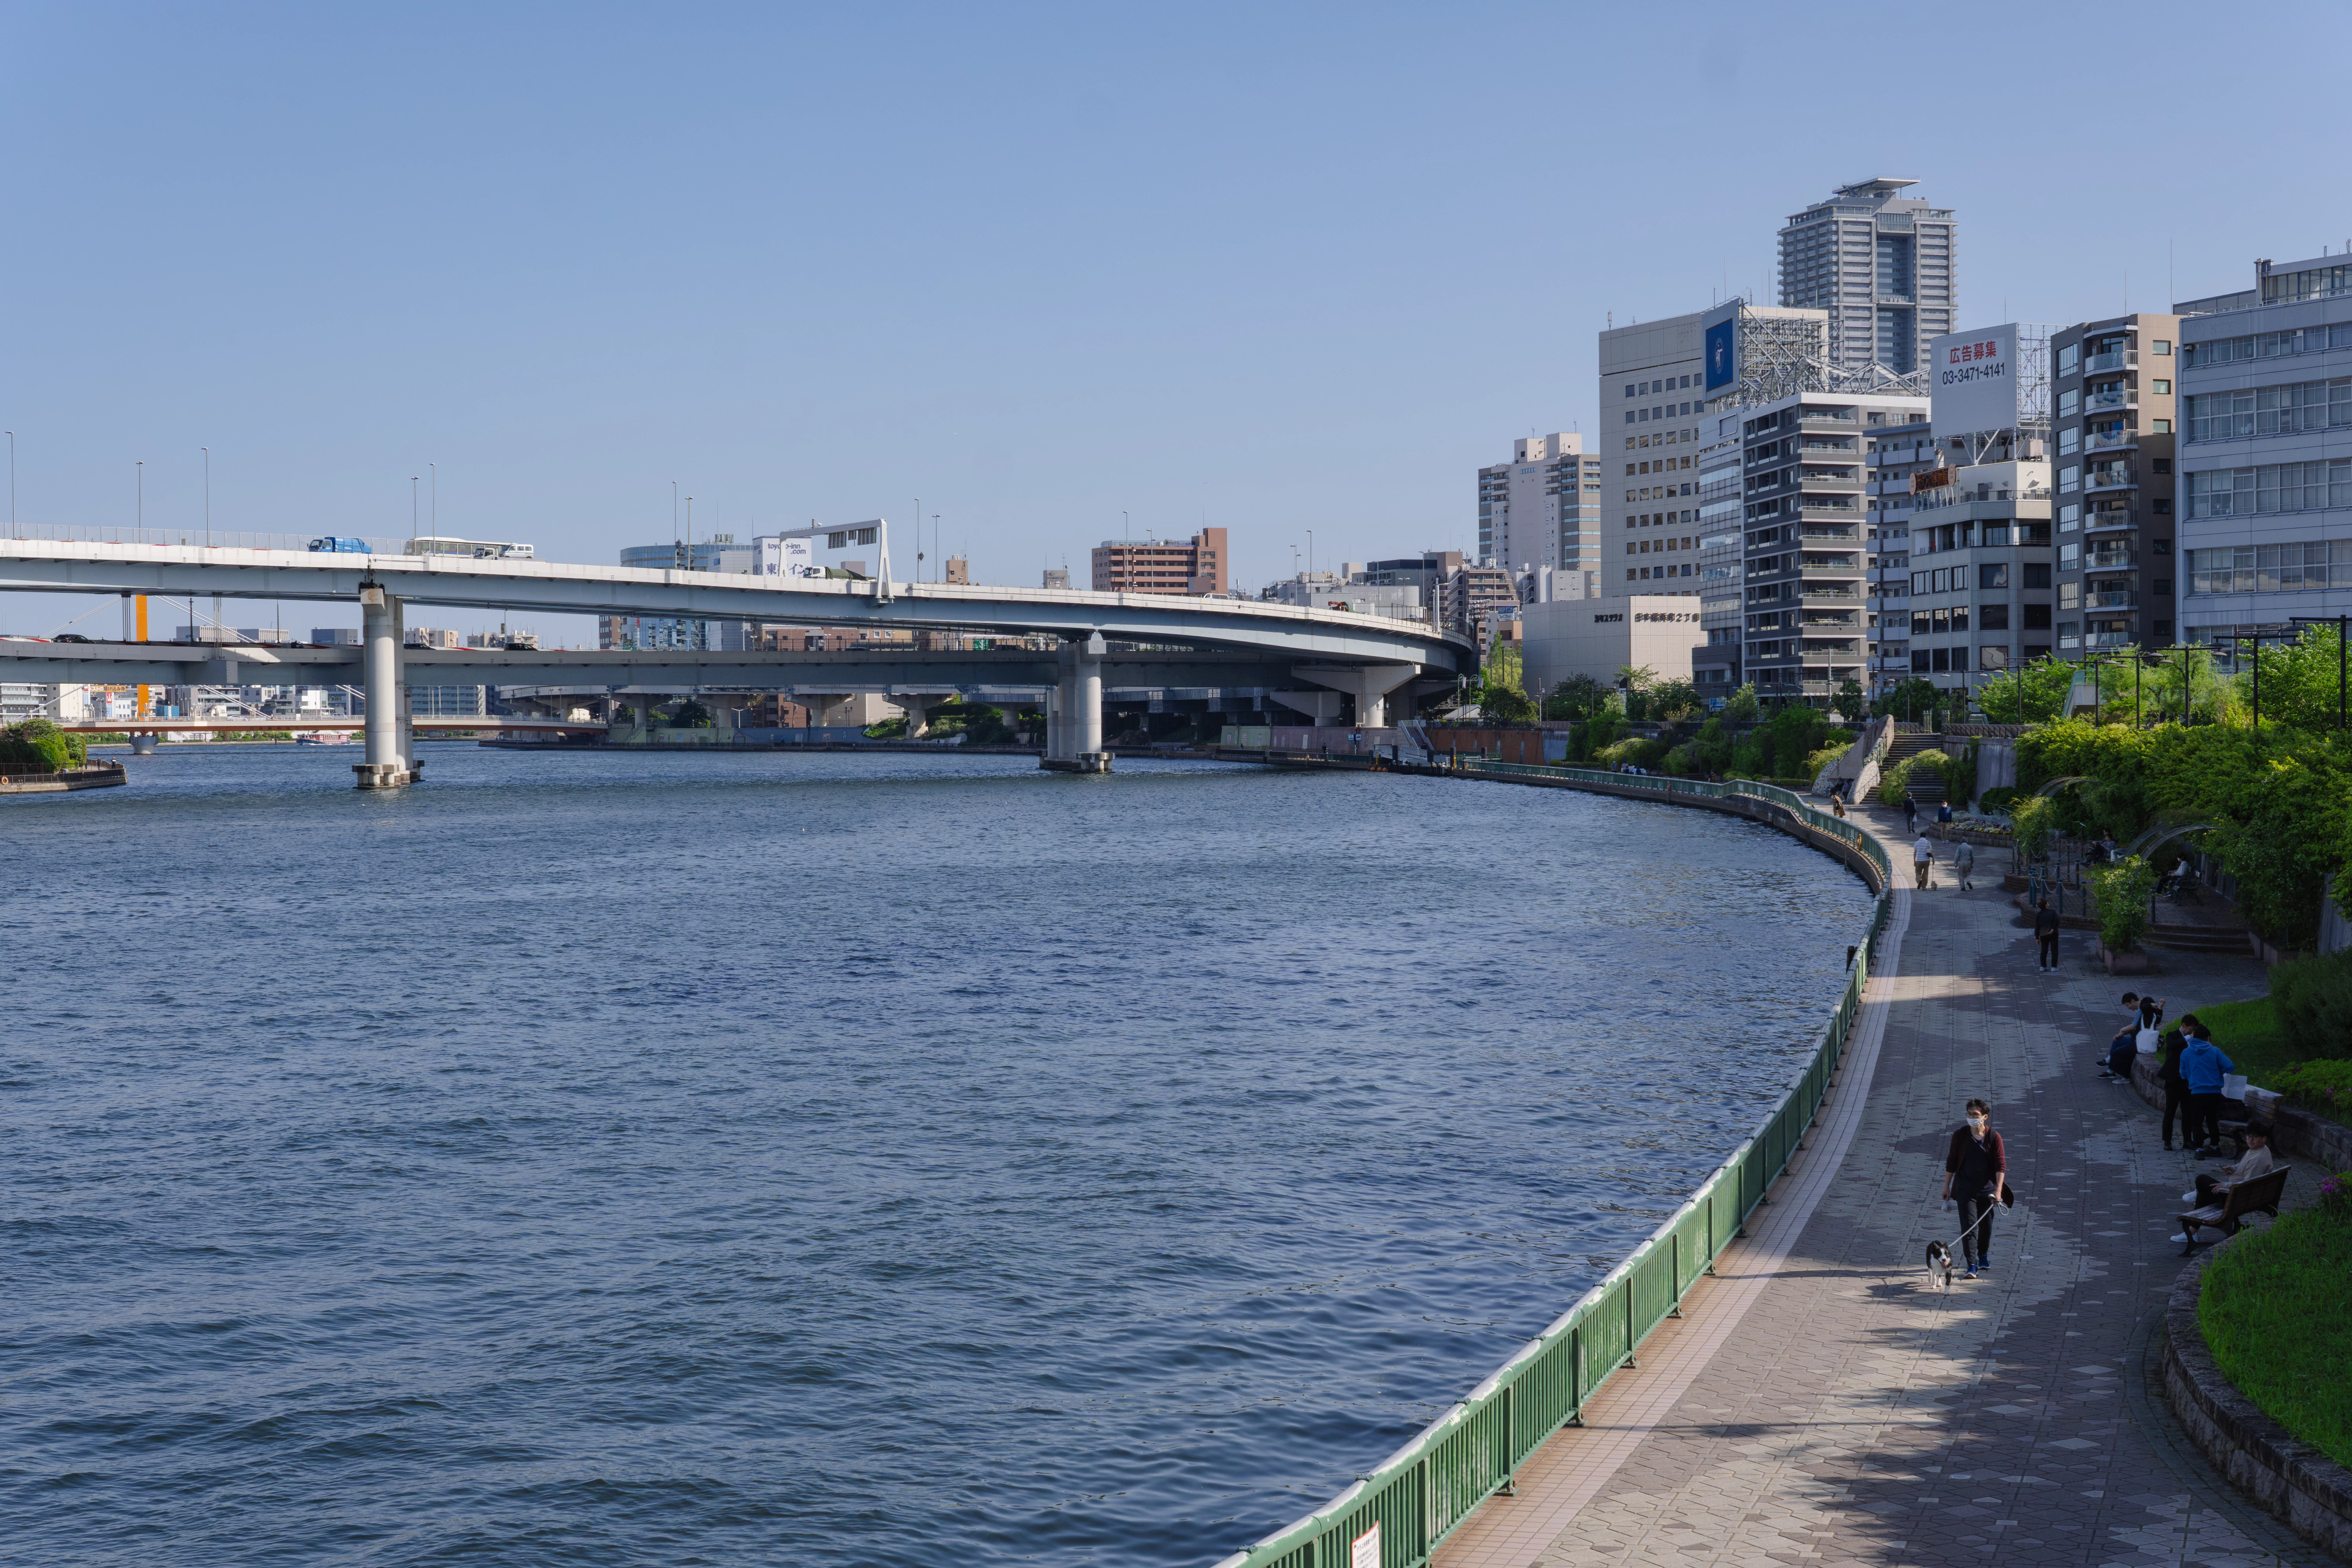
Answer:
1924 1239 1956 1290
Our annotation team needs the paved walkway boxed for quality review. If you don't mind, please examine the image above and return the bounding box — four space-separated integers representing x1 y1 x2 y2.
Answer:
1436 803 2318 1568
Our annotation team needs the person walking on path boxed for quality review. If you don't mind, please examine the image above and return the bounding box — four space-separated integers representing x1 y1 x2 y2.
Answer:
1953 838 1975 889
2033 897 2061 971
1913 833 1934 889
2158 1020 2196 1148
1903 791 1918 833
1942 1098 2010 1278
2180 1023 2235 1155
1938 799 1953 824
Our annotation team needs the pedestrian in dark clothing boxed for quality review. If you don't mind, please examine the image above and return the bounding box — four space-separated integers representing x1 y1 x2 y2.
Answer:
1904 793 1918 832
1938 800 1954 824
1942 1098 2009 1277
2033 898 2061 971
2159 1020 2195 1149
2180 1023 2234 1154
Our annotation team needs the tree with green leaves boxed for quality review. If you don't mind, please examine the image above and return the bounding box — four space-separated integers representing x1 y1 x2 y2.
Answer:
1722 682 1759 722
1544 673 1604 721
1479 684 1536 725
1835 678 1866 719
1976 657 2076 724
0 719 87 773
1647 677 1700 723
1882 676 1940 725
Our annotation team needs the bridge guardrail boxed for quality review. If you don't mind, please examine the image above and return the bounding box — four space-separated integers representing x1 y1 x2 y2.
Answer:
1213 763 1890 1568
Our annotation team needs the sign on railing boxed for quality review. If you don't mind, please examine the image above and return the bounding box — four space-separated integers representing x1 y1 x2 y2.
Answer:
1214 764 1889 1568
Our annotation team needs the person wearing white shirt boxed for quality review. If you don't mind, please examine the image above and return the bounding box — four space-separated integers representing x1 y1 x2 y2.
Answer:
1912 834 1933 889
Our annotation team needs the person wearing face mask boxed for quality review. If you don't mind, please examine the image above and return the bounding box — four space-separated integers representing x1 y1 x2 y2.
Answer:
1941 1099 2009 1279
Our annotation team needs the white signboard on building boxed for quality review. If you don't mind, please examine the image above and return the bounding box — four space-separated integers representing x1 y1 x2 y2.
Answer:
1930 323 2020 439
756 534 817 578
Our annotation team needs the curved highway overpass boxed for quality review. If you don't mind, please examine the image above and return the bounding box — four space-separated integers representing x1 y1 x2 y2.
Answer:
0 537 1476 785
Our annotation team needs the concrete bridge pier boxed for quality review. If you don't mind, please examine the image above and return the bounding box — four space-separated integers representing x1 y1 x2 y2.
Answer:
1294 662 1421 730
1041 633 1109 772
354 586 419 789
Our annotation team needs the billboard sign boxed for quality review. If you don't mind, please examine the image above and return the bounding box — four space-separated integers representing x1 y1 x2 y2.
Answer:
1931 323 2019 438
1702 300 1739 392
756 534 817 578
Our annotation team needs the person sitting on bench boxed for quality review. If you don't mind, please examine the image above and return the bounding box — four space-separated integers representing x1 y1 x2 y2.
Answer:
2190 1123 2274 1210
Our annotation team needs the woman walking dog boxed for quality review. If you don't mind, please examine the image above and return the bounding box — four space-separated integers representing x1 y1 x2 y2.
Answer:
1940 1098 2012 1279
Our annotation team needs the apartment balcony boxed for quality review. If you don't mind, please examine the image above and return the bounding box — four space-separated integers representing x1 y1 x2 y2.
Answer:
1800 468 1863 486
2083 427 2138 453
1800 501 1860 518
2084 630 2139 649
1800 525 1860 541
2083 550 2138 572
1800 439 1855 453
1798 408 1857 425
2084 468 2136 494
2083 510 2136 534
2083 348 2138 375
2082 387 2138 416
1800 587 1862 602
2085 591 2137 611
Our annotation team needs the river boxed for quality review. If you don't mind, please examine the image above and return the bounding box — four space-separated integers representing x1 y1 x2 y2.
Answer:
1 744 1872 1566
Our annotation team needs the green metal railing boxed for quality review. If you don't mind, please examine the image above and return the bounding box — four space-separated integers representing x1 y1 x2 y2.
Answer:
1212 767 1892 1568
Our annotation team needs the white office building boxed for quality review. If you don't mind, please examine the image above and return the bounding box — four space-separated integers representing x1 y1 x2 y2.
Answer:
2174 255 2352 646
1476 433 1599 587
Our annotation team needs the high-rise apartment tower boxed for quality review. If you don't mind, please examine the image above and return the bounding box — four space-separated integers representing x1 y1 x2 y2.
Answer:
1778 178 1958 376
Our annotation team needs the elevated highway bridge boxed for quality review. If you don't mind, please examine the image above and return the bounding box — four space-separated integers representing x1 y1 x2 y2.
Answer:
0 535 1475 786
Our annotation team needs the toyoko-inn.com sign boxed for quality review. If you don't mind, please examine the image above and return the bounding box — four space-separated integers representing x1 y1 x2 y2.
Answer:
1929 323 2019 439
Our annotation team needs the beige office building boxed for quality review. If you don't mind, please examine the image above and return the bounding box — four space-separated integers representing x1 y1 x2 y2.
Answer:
1520 593 1701 696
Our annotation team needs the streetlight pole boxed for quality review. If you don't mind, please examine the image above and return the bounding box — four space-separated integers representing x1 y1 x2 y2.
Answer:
430 462 436 538
5 430 13 540
136 460 143 542
201 447 210 547
411 476 419 543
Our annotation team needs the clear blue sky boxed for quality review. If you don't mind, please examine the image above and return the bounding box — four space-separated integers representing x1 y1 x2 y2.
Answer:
4 0 2346 640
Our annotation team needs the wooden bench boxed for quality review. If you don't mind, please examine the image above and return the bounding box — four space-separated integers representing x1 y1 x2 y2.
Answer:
2176 1165 2291 1256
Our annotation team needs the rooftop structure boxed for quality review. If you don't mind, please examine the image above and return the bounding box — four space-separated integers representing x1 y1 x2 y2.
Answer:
1778 178 1958 379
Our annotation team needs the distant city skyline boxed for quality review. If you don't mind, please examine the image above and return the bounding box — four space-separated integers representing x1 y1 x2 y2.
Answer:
2 1 2344 639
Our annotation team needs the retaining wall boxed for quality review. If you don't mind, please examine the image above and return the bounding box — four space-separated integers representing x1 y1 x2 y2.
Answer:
2164 1252 2352 1562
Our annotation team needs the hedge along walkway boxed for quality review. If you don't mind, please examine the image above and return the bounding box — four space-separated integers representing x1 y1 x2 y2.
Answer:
1435 802 2326 1568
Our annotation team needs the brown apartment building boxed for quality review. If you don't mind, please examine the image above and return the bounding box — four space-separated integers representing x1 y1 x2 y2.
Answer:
1091 528 1228 595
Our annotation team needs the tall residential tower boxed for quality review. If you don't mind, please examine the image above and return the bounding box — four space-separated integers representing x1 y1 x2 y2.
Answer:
1778 178 1958 377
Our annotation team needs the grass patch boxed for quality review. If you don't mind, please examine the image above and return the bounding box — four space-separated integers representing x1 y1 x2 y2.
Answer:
2198 1200 2352 1469
2176 995 2295 1087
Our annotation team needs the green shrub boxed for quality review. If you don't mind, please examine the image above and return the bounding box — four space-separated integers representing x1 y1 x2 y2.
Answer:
2270 950 2352 1064
1593 737 1668 769
1978 785 2021 815
2271 1060 2352 1127
2087 854 2156 953
1661 741 1700 776
2199 1203 2352 1468
2011 795 2057 862
1877 749 1951 806
1803 742 1849 780
0 719 85 774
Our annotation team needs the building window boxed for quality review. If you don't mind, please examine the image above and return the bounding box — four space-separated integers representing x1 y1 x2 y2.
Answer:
2023 604 2051 630
1978 563 2009 590
1980 603 2010 631
2023 563 2050 589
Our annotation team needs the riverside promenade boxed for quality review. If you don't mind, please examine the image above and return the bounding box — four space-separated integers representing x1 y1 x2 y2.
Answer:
1434 801 2321 1568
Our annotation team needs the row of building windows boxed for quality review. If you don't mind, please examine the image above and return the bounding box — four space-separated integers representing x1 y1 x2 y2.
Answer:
2184 377 2352 442
1628 563 1698 581
2182 321 2352 369
1911 644 2046 673
1625 374 1699 397
1909 603 2053 634
2187 540 2352 595
2261 264 2352 305
1627 400 1698 425
2186 458 2352 517
1909 562 2053 595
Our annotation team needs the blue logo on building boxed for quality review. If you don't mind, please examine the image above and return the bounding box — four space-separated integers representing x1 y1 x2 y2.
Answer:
1704 319 1736 391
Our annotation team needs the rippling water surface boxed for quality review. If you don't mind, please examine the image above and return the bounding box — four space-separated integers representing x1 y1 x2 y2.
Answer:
1 746 1871 1566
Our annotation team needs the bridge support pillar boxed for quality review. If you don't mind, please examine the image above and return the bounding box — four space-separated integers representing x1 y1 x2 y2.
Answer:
1040 633 1110 772
354 586 419 789
1293 662 1421 732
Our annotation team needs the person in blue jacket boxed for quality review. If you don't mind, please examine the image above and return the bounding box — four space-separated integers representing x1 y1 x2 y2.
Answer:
2178 1022 2234 1156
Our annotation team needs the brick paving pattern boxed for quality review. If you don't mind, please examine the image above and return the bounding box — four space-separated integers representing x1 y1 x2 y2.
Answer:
1436 804 2320 1568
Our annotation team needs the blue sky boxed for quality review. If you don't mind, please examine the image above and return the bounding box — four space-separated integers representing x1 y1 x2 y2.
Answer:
4 0 2347 639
